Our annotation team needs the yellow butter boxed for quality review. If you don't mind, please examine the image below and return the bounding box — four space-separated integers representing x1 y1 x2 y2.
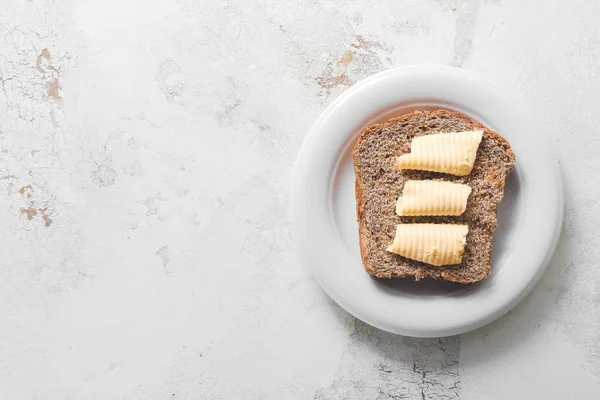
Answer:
386 224 469 266
395 130 483 176
396 180 471 216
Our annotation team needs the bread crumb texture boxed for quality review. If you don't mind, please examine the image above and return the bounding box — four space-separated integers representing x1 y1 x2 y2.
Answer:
353 110 515 283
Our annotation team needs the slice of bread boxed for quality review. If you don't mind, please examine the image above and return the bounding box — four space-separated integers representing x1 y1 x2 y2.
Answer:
353 110 515 283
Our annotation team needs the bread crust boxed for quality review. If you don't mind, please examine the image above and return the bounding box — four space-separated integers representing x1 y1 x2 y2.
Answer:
353 110 515 284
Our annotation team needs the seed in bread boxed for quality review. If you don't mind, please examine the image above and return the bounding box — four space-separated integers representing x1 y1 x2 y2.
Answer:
395 130 483 176
353 110 515 283
396 180 472 216
387 224 469 267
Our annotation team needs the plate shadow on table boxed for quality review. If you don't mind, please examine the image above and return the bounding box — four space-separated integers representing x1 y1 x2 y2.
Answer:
344 211 565 375
318 231 567 379
459 219 569 358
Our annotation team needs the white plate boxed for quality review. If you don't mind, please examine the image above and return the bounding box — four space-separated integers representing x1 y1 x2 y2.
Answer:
292 66 563 337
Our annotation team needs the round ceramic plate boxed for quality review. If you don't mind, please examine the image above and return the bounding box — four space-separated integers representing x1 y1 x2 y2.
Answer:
292 66 563 337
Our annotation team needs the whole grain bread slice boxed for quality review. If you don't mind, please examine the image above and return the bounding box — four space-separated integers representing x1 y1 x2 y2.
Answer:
353 110 515 283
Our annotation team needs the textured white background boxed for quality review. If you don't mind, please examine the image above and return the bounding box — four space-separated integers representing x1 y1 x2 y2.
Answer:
0 0 598 399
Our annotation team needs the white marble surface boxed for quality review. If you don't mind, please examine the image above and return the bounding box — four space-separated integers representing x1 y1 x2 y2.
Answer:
1 0 599 398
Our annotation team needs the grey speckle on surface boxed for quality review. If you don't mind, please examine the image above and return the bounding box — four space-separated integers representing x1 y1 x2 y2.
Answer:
315 318 460 400
156 246 171 273
0 0 599 399
452 0 479 67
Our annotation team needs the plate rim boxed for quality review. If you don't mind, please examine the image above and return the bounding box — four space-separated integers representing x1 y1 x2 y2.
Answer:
292 65 564 337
